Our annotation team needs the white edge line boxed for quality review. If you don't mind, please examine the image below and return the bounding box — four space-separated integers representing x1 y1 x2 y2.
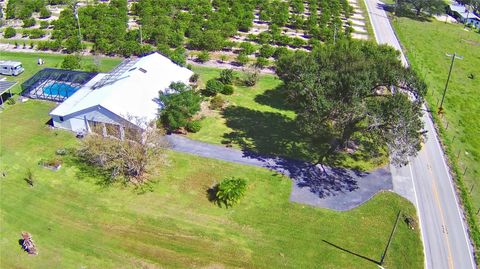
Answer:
359 0 473 267
425 114 476 268
408 162 429 269
363 0 379 42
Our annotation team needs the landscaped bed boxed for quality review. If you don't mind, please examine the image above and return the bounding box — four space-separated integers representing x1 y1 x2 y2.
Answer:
0 100 423 268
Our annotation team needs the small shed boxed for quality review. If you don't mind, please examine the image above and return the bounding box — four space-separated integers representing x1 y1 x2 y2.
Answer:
0 80 17 105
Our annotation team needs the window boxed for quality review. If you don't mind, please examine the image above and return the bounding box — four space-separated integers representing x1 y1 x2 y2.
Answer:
139 68 147 73
59 116 64 122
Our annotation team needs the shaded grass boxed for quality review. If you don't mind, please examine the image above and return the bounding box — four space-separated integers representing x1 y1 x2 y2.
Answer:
189 66 388 171
0 101 423 268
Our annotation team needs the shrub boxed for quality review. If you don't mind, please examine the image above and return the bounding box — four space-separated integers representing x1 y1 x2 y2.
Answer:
254 57 269 68
236 52 249 66
159 82 201 131
240 42 256 55
189 73 200 83
197 50 210 63
241 69 259 87
28 29 45 39
61 55 81 70
186 120 201 133
210 95 225 110
39 7 51 19
221 85 234 95
186 64 193 70
40 21 50 29
22 18 36 28
273 46 290 59
204 79 224 96
215 177 247 207
219 69 234 85
290 37 306 48
37 40 61 51
4 27 16 38
259 44 275 58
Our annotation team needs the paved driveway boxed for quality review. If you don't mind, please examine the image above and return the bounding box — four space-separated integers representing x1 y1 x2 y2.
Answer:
166 134 393 211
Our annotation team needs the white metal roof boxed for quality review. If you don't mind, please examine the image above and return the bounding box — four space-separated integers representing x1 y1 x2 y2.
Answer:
50 52 194 126
0 61 22 67
450 3 480 20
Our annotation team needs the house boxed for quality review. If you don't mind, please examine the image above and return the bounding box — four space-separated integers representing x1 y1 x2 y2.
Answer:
48 52 193 138
448 2 480 28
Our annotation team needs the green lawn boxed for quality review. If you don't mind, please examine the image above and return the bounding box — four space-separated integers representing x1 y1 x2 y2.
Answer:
0 100 423 268
189 66 388 171
392 17 480 217
0 51 121 95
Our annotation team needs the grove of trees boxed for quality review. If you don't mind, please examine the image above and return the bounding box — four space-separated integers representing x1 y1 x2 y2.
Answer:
15 0 358 57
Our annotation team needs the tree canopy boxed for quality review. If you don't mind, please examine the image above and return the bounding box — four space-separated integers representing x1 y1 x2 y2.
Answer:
158 82 202 132
276 40 427 166
398 0 446 16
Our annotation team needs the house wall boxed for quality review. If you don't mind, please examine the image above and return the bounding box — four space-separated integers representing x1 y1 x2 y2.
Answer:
466 18 480 27
52 106 129 133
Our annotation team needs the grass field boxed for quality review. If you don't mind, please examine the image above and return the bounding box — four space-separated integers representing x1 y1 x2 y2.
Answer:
0 51 121 95
0 100 423 268
392 17 480 218
189 66 388 171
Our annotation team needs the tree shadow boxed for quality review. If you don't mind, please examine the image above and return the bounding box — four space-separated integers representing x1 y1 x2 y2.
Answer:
322 240 381 265
253 84 296 111
221 106 309 160
378 3 433 22
258 157 362 198
62 151 115 187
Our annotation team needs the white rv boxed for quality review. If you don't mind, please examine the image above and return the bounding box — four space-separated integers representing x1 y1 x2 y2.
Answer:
0 61 25 76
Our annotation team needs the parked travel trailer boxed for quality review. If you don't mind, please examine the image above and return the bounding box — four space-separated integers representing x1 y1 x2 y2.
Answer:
0 61 25 76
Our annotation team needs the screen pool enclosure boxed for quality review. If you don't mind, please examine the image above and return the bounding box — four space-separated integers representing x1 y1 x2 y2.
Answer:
21 68 97 102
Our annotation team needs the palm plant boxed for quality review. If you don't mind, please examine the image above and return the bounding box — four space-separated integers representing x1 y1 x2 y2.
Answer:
215 177 247 207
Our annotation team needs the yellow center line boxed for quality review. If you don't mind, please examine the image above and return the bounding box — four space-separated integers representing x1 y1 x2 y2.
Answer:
423 149 455 269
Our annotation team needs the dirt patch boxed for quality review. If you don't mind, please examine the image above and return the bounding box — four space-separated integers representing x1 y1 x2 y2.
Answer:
462 39 480 46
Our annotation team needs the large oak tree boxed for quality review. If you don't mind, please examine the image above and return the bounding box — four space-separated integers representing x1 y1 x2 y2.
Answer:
276 40 427 166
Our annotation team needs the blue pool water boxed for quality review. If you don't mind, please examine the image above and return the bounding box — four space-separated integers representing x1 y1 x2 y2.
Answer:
42 82 80 98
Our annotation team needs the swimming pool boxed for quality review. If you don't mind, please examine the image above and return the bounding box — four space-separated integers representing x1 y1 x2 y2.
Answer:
42 82 80 98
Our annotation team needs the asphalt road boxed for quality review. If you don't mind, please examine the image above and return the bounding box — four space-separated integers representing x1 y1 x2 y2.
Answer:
363 1 476 268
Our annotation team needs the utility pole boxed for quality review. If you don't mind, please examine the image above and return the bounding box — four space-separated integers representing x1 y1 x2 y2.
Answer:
74 2 82 43
464 6 470 29
438 52 463 113
380 211 402 266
